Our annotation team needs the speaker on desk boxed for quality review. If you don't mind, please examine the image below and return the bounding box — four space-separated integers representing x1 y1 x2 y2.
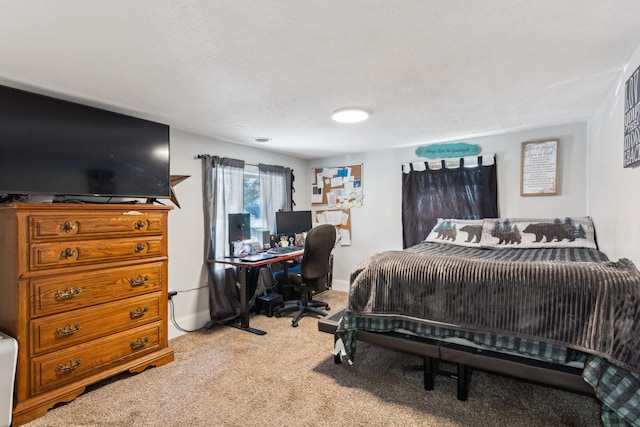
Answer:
261 231 271 248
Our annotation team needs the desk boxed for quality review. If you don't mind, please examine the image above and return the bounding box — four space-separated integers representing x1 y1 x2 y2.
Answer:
208 250 304 335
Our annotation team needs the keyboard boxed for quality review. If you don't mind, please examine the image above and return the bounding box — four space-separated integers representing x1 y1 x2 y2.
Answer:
267 245 304 255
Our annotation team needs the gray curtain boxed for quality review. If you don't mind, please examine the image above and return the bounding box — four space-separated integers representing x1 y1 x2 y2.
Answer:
202 155 245 325
401 155 498 248
258 163 292 234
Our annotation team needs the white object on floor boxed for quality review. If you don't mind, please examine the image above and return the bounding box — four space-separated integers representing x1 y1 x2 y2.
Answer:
0 331 17 427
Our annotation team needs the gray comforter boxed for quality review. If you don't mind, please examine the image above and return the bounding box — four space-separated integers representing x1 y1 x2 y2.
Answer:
344 242 640 376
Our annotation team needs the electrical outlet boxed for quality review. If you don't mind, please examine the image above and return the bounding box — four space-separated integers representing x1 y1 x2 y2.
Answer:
168 289 178 300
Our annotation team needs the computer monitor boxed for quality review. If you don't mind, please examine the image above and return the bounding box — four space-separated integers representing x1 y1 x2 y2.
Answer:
275 210 313 235
228 213 251 243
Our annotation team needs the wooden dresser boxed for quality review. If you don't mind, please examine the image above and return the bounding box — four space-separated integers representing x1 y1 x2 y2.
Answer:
0 203 174 426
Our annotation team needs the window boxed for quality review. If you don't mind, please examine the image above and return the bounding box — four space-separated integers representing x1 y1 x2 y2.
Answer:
243 165 262 241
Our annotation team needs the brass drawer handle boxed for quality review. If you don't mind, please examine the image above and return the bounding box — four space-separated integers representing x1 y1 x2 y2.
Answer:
130 336 149 349
55 287 83 299
55 359 82 373
130 306 149 319
60 247 76 259
133 243 147 253
54 324 82 337
59 221 77 233
134 219 147 230
129 275 150 287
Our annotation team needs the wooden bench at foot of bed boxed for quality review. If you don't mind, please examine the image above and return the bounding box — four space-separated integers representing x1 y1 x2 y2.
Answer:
318 309 594 400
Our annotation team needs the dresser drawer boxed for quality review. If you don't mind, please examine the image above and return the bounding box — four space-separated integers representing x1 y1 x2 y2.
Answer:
31 293 162 355
29 212 165 241
30 262 165 317
29 235 165 271
31 322 161 395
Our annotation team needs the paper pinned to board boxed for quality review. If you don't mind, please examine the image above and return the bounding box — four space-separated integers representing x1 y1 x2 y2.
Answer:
312 185 323 204
339 229 351 245
316 210 349 225
316 209 351 246
330 176 343 187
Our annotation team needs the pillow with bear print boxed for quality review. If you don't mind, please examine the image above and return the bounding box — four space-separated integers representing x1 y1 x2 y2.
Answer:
425 218 485 247
478 217 598 249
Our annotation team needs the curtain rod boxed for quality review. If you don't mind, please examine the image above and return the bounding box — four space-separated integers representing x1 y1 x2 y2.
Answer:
402 153 496 165
401 154 495 172
196 154 294 171
195 154 259 168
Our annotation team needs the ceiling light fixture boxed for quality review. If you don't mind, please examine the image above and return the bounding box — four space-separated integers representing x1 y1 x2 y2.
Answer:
253 137 271 143
331 108 370 123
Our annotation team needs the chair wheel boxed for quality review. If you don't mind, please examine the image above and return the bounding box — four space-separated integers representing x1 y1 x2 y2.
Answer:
326 305 331 311
275 312 281 318
291 321 298 327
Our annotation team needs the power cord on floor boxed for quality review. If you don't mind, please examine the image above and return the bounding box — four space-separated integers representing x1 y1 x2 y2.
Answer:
168 288 207 333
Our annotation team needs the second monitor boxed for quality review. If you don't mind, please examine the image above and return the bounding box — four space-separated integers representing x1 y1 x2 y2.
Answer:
275 210 312 235
228 213 251 243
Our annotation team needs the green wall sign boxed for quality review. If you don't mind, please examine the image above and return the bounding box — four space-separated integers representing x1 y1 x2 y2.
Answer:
415 142 481 159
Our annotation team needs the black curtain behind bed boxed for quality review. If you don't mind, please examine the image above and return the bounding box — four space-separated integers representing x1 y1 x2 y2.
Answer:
401 155 498 248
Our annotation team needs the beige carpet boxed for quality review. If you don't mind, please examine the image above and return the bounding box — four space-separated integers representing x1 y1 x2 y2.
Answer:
23 290 602 427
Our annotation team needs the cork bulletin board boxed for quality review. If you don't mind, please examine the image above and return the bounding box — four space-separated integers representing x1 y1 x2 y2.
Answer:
311 164 363 208
315 208 351 246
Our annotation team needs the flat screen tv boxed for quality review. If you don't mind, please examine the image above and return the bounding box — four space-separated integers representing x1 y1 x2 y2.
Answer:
276 210 313 235
0 84 170 200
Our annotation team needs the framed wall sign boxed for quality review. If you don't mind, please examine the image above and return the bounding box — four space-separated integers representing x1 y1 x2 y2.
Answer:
520 139 559 196
624 64 640 168
415 142 481 158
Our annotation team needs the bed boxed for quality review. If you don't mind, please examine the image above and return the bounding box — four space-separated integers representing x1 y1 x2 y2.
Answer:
326 217 640 427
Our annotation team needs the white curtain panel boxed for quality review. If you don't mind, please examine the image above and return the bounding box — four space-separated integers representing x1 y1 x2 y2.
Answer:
259 163 291 234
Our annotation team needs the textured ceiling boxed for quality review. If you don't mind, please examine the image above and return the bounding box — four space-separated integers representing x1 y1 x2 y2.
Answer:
1 1 640 159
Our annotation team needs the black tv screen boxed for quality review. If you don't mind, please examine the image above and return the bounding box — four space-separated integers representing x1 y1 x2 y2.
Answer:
0 84 170 199
276 210 313 235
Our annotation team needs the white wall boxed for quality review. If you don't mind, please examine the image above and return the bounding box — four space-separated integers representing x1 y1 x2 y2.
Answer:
166 129 309 337
311 122 589 291
587 43 640 267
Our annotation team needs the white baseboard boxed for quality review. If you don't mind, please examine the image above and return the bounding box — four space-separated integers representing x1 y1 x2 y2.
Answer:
167 308 211 340
330 279 349 293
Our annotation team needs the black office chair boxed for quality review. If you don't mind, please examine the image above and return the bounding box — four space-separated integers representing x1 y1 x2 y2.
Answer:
275 224 336 327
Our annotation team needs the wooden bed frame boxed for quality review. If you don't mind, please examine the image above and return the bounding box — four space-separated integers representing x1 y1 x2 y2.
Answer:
318 309 594 401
